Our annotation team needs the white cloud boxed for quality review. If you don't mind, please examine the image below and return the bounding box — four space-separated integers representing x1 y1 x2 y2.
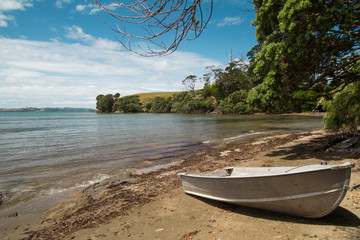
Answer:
55 0 72 9
0 0 32 11
75 3 120 15
0 30 221 108
0 13 14 27
0 0 33 27
75 3 100 15
216 16 244 27
75 4 86 12
65 25 96 44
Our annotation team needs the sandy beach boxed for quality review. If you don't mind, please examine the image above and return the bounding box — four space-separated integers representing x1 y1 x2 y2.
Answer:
1 130 360 240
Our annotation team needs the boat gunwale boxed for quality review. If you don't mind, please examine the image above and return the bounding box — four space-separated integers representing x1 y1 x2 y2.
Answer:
178 162 354 180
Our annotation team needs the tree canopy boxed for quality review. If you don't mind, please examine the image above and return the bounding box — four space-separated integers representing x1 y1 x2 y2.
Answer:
96 94 115 113
250 0 360 110
323 82 360 132
248 0 360 128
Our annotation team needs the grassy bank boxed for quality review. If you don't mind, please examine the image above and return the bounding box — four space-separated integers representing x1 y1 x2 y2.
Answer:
134 91 181 104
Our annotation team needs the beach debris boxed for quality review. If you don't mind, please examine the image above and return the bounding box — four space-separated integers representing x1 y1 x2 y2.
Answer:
0 193 3 205
351 184 360 191
220 150 231 157
155 228 164 232
180 229 200 239
82 177 136 200
8 211 18 218
325 136 360 154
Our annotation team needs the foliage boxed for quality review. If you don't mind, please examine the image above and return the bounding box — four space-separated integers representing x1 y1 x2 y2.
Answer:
170 91 192 113
218 90 251 114
292 88 321 112
204 60 254 102
200 70 213 99
144 92 214 114
146 97 172 113
171 92 214 113
250 0 360 114
323 82 360 132
182 75 198 95
114 93 120 99
180 97 214 114
246 71 280 113
113 95 143 113
96 94 115 113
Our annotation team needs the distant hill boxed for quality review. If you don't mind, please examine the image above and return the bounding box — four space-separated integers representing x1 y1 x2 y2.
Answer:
133 92 181 103
0 107 95 112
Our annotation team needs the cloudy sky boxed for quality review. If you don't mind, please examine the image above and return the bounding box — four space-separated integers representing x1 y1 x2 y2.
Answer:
0 0 256 108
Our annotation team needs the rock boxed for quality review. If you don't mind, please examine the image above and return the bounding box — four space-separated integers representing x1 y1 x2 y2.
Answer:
0 193 3 205
327 137 359 152
332 138 358 149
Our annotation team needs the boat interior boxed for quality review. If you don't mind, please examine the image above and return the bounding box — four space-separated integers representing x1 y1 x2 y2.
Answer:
191 162 354 178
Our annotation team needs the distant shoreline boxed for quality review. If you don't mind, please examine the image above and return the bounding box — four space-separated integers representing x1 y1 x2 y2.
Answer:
0 107 96 112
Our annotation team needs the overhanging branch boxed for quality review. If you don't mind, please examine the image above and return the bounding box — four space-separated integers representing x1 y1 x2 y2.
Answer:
92 0 213 56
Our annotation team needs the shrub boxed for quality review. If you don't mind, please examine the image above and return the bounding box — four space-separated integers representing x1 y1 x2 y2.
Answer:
323 82 360 132
149 97 172 113
115 95 143 113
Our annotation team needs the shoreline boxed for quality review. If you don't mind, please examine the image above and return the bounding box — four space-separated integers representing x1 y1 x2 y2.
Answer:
1 130 359 239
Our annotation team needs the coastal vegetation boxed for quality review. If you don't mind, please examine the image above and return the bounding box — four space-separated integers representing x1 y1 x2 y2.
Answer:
95 0 359 132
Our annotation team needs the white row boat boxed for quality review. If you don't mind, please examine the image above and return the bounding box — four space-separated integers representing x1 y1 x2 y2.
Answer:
178 162 354 218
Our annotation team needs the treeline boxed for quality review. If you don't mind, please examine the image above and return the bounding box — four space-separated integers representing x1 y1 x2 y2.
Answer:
96 59 320 114
96 92 214 114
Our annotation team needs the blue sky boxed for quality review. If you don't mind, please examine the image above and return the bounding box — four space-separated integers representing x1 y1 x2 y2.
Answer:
0 0 257 108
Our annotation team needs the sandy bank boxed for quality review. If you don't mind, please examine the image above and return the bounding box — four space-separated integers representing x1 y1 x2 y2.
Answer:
2 130 360 239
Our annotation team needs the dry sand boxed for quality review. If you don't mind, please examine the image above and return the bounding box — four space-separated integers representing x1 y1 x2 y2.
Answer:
1 130 360 240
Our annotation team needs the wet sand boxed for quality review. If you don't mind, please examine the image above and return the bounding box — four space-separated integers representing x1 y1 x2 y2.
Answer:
1 130 360 239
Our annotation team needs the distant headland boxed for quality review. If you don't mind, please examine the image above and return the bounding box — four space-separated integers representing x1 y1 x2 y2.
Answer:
0 107 96 112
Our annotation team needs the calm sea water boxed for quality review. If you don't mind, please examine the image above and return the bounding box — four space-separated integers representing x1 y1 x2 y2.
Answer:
0 112 323 207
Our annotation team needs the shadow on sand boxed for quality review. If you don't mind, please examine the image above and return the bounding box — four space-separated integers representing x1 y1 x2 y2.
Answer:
190 194 360 228
265 134 359 162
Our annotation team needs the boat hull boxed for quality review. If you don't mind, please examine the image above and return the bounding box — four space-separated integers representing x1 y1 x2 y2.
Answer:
179 162 354 218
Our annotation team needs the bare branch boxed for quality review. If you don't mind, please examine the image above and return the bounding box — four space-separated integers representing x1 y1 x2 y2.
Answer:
92 0 213 56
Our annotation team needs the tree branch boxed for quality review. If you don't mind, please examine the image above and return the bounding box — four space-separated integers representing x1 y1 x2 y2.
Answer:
92 0 213 56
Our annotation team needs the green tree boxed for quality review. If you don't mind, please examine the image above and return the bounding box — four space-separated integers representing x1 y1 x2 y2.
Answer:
200 71 213 99
149 97 172 113
218 90 251 114
96 94 115 113
213 60 253 102
250 0 360 113
323 82 360 132
170 91 214 113
114 95 143 113
182 75 198 96
114 93 120 100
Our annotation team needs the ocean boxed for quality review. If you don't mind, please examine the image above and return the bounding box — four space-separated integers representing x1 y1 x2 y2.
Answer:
0 112 323 208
